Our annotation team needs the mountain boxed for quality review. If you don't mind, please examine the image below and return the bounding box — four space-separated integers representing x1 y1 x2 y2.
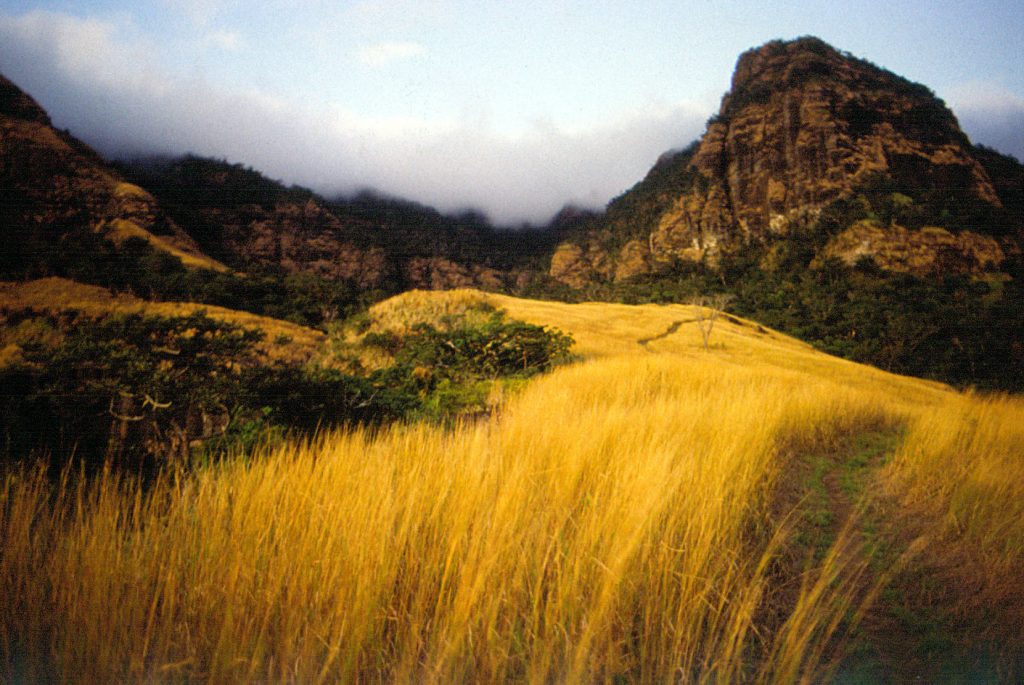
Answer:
115 156 562 292
0 72 557 295
2 45 1022 390
550 36 1023 286
0 75 225 275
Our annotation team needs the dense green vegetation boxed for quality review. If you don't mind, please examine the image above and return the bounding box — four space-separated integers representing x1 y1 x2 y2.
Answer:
339 305 575 422
1 307 573 469
521 177 1024 392
1 311 393 469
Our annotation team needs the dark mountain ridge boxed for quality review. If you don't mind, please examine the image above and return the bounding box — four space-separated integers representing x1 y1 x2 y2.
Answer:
1 73 560 305
0 74 222 277
114 155 564 292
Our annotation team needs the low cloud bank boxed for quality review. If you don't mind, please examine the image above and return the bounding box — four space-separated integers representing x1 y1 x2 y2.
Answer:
946 81 1024 162
0 10 708 225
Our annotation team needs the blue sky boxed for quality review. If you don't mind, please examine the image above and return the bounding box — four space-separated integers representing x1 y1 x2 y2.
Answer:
1 0 1022 223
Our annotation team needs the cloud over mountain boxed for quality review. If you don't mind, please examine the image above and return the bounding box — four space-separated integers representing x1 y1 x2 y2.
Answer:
0 10 710 224
946 81 1024 160
1 8 1020 225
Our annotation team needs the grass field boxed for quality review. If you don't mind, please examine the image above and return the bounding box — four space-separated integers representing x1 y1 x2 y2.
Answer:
2 289 1022 682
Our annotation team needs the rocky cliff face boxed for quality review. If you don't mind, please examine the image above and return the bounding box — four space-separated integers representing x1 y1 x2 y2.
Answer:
118 156 524 291
551 37 1020 284
0 75 221 271
114 156 410 288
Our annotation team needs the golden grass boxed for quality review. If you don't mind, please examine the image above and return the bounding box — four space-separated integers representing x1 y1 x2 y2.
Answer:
0 278 326 365
103 218 230 272
885 392 1024 606
332 289 501 371
366 288 497 335
2 288 1022 682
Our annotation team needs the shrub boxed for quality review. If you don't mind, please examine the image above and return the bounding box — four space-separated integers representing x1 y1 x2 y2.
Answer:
395 315 574 381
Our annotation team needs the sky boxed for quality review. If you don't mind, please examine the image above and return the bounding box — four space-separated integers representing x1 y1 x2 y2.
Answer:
0 1 1022 225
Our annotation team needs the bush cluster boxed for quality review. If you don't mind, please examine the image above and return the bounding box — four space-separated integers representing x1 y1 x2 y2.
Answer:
394 316 574 381
1 309 575 470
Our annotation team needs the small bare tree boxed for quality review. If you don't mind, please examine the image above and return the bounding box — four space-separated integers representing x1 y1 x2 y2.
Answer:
691 294 733 351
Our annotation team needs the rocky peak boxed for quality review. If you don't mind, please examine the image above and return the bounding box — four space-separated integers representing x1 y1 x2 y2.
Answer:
551 37 1016 284
694 37 999 238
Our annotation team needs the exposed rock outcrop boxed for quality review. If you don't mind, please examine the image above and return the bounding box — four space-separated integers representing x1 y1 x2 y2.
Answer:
821 220 1004 276
549 241 614 288
692 37 998 243
551 37 1019 285
404 257 505 291
118 156 538 292
206 197 390 288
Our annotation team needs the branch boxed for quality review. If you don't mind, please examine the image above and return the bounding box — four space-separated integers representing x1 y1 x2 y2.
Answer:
143 394 172 410
355 390 379 409
152 346 182 356
108 396 146 422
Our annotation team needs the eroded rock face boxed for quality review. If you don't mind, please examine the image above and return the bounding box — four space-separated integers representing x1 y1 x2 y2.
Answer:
821 220 1004 276
695 37 998 245
209 198 391 288
550 242 614 288
614 240 653 282
404 257 505 291
551 37 1014 284
648 183 734 265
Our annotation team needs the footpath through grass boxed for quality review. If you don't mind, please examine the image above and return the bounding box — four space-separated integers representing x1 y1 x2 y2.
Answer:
778 427 1022 683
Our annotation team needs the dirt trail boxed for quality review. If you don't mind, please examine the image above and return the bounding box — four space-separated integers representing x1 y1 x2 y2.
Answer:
636 319 692 346
776 431 1017 683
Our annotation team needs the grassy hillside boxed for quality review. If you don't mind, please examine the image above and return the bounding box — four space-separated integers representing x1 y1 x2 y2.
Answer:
0 277 326 365
2 290 1022 682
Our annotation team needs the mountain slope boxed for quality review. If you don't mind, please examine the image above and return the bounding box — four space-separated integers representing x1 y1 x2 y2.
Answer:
551 36 1022 284
1 73 556 295
116 156 563 291
0 75 225 275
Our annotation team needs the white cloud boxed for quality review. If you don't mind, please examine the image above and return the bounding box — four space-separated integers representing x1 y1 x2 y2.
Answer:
945 81 1024 115
0 9 706 224
204 29 244 52
345 0 453 29
163 0 231 28
354 41 426 67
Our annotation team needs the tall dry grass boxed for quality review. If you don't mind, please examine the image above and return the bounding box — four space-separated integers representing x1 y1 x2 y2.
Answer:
884 392 1024 623
0 277 326 364
1 354 901 683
